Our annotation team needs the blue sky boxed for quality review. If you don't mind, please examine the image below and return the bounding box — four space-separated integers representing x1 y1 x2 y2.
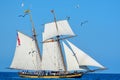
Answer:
0 0 120 73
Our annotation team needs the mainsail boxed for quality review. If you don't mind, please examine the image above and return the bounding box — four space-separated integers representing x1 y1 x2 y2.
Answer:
42 33 65 71
66 40 105 69
43 20 75 41
42 19 77 71
10 31 41 70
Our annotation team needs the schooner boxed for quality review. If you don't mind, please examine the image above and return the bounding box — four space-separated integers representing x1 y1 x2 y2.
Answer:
10 10 106 78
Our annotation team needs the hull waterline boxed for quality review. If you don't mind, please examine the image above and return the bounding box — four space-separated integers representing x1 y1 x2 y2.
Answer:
19 73 83 78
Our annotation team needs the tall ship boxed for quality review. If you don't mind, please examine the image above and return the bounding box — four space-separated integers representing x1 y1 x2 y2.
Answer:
10 10 106 78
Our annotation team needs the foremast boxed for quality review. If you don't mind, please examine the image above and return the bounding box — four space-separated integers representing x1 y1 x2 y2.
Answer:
24 10 42 60
51 10 67 72
10 10 42 70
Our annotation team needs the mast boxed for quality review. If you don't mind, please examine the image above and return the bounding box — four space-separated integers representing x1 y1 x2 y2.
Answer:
51 10 67 71
24 10 42 60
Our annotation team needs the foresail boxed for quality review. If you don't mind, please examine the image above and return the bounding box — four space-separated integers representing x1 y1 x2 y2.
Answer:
62 42 84 71
66 40 105 69
10 31 41 70
42 33 65 71
43 20 75 41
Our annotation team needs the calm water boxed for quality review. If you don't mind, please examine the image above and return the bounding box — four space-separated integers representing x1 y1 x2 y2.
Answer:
0 72 120 80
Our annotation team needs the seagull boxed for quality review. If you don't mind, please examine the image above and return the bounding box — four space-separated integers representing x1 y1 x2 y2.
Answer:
80 20 88 26
75 4 80 8
21 2 24 7
18 14 28 17
66 16 70 20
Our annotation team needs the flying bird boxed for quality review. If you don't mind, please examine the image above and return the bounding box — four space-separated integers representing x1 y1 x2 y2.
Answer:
18 14 28 17
75 4 80 8
66 16 70 20
21 2 24 7
80 20 88 26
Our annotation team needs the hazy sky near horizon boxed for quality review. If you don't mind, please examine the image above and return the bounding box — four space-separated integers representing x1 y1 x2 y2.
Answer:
0 0 120 73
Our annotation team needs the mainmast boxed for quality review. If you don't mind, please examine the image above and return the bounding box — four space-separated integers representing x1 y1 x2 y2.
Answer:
24 10 42 60
51 10 67 71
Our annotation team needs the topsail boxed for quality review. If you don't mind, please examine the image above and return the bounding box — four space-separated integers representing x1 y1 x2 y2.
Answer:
43 20 75 41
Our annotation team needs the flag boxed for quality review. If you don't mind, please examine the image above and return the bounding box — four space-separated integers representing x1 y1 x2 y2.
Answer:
51 10 54 13
17 33 21 46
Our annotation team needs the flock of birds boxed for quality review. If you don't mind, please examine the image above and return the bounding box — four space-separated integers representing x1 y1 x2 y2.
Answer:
66 16 88 26
19 2 88 27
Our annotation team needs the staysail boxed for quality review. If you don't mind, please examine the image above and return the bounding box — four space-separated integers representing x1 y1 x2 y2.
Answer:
66 40 105 69
62 42 84 71
43 20 75 41
10 31 41 70
42 33 65 71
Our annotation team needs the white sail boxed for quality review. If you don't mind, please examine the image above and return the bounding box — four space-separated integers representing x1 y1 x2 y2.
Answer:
42 33 65 71
66 40 105 69
10 31 41 70
62 42 84 71
43 20 75 41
